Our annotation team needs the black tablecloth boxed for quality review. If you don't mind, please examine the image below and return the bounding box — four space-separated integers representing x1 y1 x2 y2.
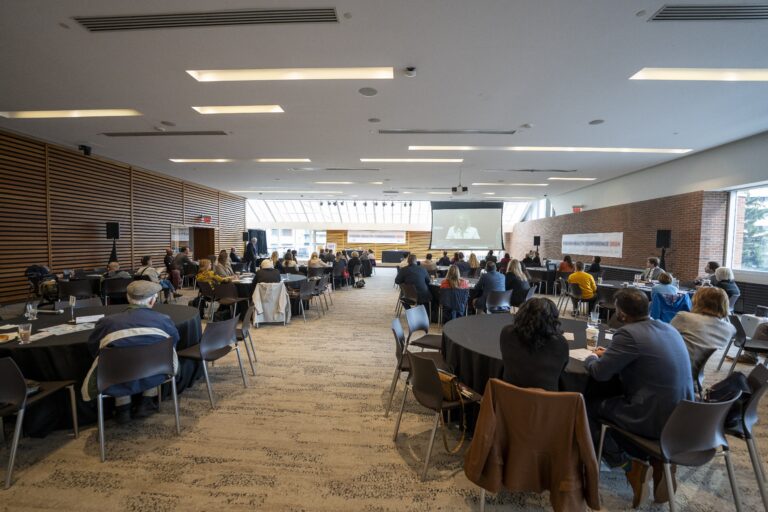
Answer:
0 304 202 436
598 280 695 296
441 314 614 395
382 250 410 264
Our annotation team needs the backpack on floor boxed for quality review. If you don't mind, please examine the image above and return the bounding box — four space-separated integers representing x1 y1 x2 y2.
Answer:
355 279 366 288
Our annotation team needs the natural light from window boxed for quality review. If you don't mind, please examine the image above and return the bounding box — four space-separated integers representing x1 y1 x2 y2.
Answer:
730 186 768 273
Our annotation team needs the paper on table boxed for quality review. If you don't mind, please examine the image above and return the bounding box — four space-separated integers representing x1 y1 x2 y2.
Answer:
76 314 104 324
0 324 20 330
29 331 53 341
570 348 596 362
39 323 96 336
563 332 575 341
604 333 613 341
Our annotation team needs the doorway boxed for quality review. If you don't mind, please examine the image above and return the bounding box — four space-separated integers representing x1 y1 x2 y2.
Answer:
191 227 216 261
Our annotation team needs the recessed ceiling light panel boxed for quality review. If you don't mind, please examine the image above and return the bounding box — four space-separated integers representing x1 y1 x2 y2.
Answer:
361 158 463 163
410 145 691 154
187 67 394 82
0 109 141 119
630 67 768 82
547 177 597 181
472 183 548 187
255 158 311 163
192 105 284 114
170 158 233 163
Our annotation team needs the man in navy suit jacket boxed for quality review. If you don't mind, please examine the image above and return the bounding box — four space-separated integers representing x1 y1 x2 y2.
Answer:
473 261 505 312
394 254 432 305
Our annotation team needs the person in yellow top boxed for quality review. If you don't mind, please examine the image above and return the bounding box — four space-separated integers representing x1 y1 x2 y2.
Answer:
196 258 234 285
567 261 597 315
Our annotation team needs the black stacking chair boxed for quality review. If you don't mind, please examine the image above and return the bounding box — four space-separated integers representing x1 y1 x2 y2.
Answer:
307 267 325 279
196 281 216 320
596 285 618 322
405 305 442 351
54 297 103 309
177 318 246 408
0 358 79 488
95 337 179 462
392 353 479 480
102 277 133 305
384 319 446 417
484 290 512 314
213 281 249 319
691 347 717 399
725 363 768 510
310 277 327 315
58 279 97 300
292 278 319 321
182 264 197 289
717 315 768 374
438 288 470 326
395 283 420 318
236 306 257 376
597 395 744 511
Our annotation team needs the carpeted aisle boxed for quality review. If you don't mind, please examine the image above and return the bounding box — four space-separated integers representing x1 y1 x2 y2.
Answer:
1 268 766 511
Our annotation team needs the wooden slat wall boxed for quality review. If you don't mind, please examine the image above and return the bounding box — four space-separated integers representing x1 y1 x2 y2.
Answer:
326 230 431 262
0 133 48 301
0 129 245 304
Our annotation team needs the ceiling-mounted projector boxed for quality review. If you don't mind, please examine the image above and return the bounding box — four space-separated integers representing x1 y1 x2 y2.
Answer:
451 185 468 195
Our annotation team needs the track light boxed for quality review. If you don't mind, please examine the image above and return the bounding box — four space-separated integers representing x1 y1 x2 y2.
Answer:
363 201 367 207
353 201 357 206
391 202 394 207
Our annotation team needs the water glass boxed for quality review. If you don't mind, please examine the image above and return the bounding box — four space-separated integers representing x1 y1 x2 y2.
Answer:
597 276 603 284
18 323 32 344
28 304 38 321
589 310 599 324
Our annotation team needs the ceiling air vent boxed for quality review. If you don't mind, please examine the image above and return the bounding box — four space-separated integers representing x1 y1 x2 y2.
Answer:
383 190 399 194
483 169 576 173
379 129 516 135
102 131 228 137
74 8 338 32
650 4 768 21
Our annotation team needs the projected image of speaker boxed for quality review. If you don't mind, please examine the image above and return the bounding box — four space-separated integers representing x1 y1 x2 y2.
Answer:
429 202 504 250
656 229 671 248
106 222 120 240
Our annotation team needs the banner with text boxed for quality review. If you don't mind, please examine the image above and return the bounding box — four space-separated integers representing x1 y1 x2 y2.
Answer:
348 230 407 244
561 232 623 258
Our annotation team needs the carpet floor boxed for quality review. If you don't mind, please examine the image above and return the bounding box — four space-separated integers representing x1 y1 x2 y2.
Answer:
1 268 766 511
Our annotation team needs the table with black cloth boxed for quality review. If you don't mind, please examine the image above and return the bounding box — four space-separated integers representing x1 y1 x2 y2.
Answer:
382 250 410 264
0 304 202 436
598 279 695 297
441 313 615 396
235 273 308 315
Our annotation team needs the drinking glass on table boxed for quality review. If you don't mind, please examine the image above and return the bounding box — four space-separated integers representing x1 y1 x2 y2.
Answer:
28 303 38 321
589 310 600 325
18 323 32 344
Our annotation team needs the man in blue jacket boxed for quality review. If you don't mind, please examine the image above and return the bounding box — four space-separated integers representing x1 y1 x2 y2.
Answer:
585 288 693 506
473 261 505 312
82 281 180 424
394 254 431 306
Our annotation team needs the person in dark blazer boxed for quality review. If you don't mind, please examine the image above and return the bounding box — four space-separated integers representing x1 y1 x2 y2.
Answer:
437 251 451 266
504 259 531 306
243 238 258 272
500 297 568 391
473 261 506 312
585 288 693 504
394 254 431 305
455 252 471 275
229 247 241 263
589 256 602 273
254 259 281 283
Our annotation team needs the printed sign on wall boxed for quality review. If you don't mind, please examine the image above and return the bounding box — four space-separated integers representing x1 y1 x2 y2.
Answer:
348 230 407 244
561 232 623 258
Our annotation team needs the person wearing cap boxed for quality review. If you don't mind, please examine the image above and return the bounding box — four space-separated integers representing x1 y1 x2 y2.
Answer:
255 258 281 283
81 280 180 424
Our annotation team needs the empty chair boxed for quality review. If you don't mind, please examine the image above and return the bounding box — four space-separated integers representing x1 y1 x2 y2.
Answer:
311 277 329 314
54 297 103 310
691 347 718 399
393 353 479 480
0 358 78 488
724 363 768 510
290 278 320 322
182 264 197 289
721 315 768 374
235 306 258 376
405 305 442 351
213 281 249 319
597 395 744 511
438 287 470 326
177 318 247 408
307 266 325 279
102 277 134 305
555 277 571 312
58 279 97 300
395 283 419 318
484 290 513 314
596 285 618 321
95 337 179 462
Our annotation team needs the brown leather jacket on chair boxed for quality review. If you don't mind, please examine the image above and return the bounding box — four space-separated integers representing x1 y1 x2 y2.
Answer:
464 379 600 512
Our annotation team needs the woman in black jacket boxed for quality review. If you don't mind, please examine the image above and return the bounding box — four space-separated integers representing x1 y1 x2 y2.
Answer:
504 259 531 306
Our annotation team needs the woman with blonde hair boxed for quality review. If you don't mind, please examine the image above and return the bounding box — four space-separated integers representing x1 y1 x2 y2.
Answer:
468 253 480 277
440 264 470 289
505 259 531 306
214 250 235 278
671 287 735 365
308 251 329 268
196 258 232 284
270 250 284 273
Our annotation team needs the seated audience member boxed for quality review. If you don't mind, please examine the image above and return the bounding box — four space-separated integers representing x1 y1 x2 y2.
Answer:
670 287 735 367
103 261 132 280
336 251 348 262
585 288 693 505
589 256 602 274
308 252 329 268
196 258 232 285
505 259 531 306
558 255 575 273
437 251 451 266
255 259 282 283
440 264 470 289
164 248 175 271
500 298 568 391
269 250 284 273
497 252 511 273
522 250 542 268
694 261 719 285
485 250 497 264
214 250 236 278
456 252 471 275
347 251 362 282
229 247 241 263
473 261 506 312
715 267 740 300
397 255 410 268
641 257 664 281
468 253 481 276
394 254 431 306
81 281 180 424
421 253 437 273
567 261 597 313
651 272 678 296
135 255 181 299
282 252 298 271
173 246 197 274
360 250 370 261
451 252 460 264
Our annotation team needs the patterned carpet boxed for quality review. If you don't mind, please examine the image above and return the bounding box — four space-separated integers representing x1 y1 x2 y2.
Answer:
2 268 766 511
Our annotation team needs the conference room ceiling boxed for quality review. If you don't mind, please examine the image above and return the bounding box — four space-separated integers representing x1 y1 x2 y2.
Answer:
2 0 767 202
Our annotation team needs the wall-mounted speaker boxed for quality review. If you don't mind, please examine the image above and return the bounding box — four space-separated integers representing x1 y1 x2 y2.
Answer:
656 229 671 249
242 231 249 242
533 236 541 246
106 222 120 240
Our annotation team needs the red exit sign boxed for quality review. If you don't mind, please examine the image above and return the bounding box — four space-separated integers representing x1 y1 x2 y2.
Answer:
198 215 212 223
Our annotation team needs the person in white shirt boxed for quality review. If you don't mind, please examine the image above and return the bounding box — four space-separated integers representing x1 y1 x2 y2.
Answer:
446 215 480 240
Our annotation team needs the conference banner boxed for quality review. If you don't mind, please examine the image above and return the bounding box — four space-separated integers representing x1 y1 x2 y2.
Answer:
348 230 406 244
561 232 623 258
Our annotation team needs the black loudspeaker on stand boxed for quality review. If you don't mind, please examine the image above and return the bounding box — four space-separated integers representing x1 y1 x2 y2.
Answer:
533 235 541 252
656 229 671 270
106 222 120 263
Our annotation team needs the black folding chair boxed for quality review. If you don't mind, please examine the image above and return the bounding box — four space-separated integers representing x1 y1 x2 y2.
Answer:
405 305 442 351
58 279 97 300
717 315 768 374
236 306 258 375
102 277 133 305
484 290 513 314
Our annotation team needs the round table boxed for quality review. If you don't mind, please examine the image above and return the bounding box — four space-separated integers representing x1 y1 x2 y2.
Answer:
427 278 480 318
235 273 307 297
441 314 612 395
0 304 202 436
598 279 695 296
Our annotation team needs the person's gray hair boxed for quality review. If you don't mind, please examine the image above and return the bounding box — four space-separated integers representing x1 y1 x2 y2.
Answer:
715 267 734 281
128 294 155 306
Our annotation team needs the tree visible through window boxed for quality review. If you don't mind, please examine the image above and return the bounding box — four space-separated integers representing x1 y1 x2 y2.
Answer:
732 187 768 272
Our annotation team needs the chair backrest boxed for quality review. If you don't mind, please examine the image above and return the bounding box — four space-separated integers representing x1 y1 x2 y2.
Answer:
391 318 406 361
755 305 768 317
408 353 445 411
659 395 741 464
54 297 103 309
286 265 301 274
96 337 175 393
405 304 430 339
596 285 617 304
558 276 569 295
399 283 419 303
524 286 537 302
568 282 583 298
0 358 28 411
439 287 470 318
742 363 768 436
307 267 324 279
134 274 153 282
199 317 238 360
241 306 255 336
298 278 314 300
729 315 748 347
102 277 133 296
485 290 513 312
58 279 96 299
690 347 717 391
214 281 239 300
197 280 216 298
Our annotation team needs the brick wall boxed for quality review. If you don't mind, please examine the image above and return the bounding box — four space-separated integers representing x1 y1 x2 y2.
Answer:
505 191 729 281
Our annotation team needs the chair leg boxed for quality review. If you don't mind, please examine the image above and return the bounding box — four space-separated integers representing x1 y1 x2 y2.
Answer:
246 332 257 363
393 384 409 441
479 488 486 512
201 361 215 408
728 346 744 375
663 462 677 512
67 385 79 439
242 335 257 376
717 338 736 370
723 450 743 512
299 299 306 322
171 378 181 435
97 395 106 462
385 367 402 417
4 408 24 489
421 412 441 481
746 438 768 510
234 345 248 388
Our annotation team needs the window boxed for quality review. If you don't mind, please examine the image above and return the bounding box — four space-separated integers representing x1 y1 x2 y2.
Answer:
730 186 768 273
